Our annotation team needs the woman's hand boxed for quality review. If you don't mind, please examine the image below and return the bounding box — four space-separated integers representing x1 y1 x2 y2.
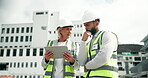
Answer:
62 52 75 63
45 50 54 62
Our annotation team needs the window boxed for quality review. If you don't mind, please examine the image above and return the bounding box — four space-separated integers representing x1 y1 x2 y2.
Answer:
51 13 53 16
20 36 23 42
10 62 12 68
6 49 10 56
1 28 5 34
25 36 29 42
16 76 19 78
14 62 16 68
33 48 37 56
15 36 19 42
30 62 33 67
17 62 20 68
80 24 82 27
46 12 48 14
118 62 122 66
0 63 9 70
13 49 17 56
74 34 76 37
22 62 24 68
38 76 40 78
26 27 29 33
77 34 79 37
134 57 141 61
21 27 24 33
11 28 15 33
35 62 37 67
26 49 30 56
10 36 14 42
26 62 28 68
5 36 9 42
19 49 23 56
39 48 43 56
6 28 10 34
25 76 27 78
80 34 82 37
30 36 32 41
126 57 128 60
119 67 124 71
0 49 4 57
0 37 4 42
16 27 19 33
30 27 33 33
36 12 44 15
20 76 23 78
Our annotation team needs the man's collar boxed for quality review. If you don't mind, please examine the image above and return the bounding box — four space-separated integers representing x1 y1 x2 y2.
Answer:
93 30 103 38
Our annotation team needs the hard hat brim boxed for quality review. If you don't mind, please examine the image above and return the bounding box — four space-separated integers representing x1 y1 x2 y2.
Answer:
62 25 73 28
56 25 73 30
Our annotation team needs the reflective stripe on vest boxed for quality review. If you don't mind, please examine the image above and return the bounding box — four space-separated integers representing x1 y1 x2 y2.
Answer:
85 31 118 78
44 40 75 78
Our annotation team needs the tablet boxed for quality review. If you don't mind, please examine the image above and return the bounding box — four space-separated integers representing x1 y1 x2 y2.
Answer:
44 46 69 58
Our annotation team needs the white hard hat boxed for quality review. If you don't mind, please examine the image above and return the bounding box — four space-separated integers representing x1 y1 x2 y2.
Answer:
58 19 73 29
82 10 100 23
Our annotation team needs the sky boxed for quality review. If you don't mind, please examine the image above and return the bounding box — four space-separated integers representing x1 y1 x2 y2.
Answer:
0 0 148 44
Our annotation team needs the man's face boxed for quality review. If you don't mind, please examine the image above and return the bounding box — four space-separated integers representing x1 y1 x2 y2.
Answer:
83 21 95 31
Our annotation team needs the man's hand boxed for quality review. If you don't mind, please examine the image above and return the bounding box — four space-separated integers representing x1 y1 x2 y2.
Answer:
45 50 54 62
82 31 91 41
62 52 75 63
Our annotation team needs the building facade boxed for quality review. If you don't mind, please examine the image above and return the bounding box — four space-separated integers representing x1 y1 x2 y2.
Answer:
117 44 146 78
129 35 148 78
0 10 84 78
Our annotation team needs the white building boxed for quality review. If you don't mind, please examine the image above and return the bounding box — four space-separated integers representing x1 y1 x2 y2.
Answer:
0 10 84 78
117 44 146 78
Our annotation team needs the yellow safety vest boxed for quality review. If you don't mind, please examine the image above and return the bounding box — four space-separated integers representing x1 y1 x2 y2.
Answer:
84 31 118 78
44 40 77 78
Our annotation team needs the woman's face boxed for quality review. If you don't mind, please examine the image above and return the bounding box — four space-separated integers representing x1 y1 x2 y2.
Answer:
60 27 73 38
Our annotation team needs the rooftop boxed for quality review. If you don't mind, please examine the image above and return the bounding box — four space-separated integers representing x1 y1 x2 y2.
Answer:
141 34 148 42
117 44 143 52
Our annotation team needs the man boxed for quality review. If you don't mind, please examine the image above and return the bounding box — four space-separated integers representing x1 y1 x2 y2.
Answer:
78 10 118 78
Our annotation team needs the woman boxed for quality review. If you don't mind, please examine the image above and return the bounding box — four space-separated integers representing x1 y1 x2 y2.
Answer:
42 19 79 78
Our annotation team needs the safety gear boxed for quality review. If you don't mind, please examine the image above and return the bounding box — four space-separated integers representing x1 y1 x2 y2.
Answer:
44 40 77 78
84 31 118 78
82 10 100 23
58 19 73 28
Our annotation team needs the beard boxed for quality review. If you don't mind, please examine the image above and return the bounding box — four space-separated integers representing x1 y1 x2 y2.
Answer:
86 27 97 35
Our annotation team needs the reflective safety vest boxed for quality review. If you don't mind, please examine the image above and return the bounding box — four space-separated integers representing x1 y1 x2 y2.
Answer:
44 40 77 78
84 31 118 78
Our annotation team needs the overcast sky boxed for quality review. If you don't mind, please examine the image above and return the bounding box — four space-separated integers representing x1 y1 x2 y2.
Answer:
0 0 148 44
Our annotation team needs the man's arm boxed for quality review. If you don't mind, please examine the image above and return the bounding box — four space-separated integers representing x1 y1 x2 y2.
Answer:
78 41 88 66
85 31 118 69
